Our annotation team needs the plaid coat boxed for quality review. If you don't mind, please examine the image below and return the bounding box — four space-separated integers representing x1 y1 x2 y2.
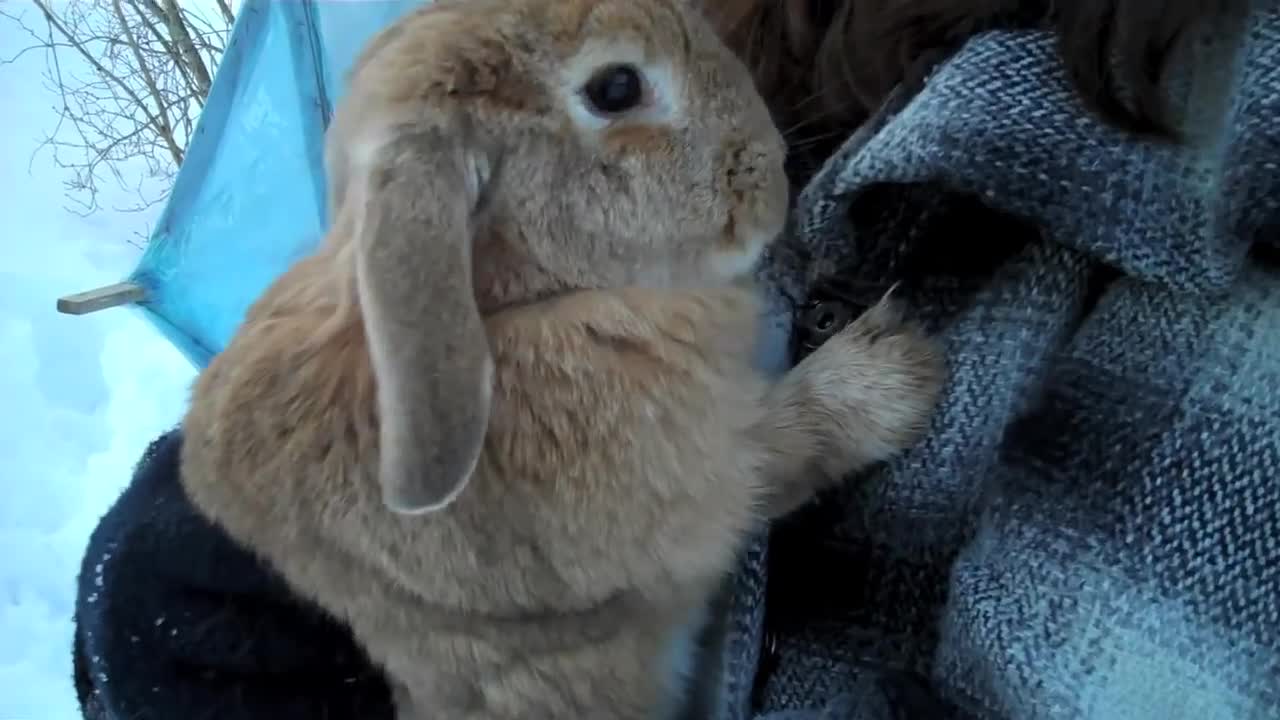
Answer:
711 4 1280 719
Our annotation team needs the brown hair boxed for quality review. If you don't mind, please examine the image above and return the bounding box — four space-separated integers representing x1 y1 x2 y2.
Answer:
702 0 1235 178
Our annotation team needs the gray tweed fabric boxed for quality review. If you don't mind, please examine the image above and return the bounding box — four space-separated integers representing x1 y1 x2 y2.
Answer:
715 4 1280 719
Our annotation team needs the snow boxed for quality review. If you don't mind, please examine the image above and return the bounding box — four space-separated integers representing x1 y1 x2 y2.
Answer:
0 11 201 720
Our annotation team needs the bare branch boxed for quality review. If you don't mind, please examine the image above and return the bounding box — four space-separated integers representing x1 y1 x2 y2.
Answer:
109 0 183 166
158 0 212 97
123 0 200 101
214 0 235 26
1 0 231 220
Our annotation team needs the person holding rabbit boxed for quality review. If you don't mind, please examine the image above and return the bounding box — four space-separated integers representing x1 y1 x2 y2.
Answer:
74 0 1280 719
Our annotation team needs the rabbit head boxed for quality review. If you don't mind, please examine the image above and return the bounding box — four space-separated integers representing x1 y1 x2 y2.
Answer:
325 0 790 515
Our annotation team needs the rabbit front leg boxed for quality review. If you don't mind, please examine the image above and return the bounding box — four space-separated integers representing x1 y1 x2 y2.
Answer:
750 294 946 519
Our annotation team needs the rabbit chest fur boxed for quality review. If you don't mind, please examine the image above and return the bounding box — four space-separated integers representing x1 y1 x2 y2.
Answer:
181 249 781 719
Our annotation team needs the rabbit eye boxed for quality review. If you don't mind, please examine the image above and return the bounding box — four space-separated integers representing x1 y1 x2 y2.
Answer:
582 64 645 116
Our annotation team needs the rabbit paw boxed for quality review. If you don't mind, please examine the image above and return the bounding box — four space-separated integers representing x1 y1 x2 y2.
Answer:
797 290 946 477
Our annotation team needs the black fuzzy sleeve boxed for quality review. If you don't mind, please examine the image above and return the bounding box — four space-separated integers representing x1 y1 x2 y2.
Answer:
72 430 394 720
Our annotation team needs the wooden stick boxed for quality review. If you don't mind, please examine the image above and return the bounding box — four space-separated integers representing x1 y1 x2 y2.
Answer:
57 281 148 315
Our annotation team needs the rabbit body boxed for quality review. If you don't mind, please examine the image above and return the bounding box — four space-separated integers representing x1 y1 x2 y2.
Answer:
180 0 945 718
183 269 940 719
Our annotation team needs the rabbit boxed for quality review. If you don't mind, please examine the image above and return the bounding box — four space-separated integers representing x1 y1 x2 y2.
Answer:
178 0 946 718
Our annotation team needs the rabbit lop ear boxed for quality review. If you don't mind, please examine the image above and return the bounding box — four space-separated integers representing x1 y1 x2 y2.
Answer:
349 126 493 515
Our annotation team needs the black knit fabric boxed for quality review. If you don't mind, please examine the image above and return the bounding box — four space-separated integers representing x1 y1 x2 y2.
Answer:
73 430 394 720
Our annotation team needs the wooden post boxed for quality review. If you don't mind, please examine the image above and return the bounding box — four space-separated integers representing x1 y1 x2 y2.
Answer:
57 282 148 315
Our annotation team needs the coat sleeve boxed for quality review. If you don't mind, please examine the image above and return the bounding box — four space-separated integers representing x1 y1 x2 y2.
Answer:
72 430 395 720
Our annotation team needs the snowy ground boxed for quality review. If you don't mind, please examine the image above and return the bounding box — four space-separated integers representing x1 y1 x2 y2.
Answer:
0 15 198 720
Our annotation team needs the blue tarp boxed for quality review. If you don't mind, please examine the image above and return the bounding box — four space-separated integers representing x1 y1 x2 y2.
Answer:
128 0 427 367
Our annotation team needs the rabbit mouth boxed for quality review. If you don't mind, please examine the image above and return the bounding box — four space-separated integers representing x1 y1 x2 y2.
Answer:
709 222 775 279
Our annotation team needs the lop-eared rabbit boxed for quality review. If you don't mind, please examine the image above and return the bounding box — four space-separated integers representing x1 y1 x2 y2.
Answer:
181 0 945 717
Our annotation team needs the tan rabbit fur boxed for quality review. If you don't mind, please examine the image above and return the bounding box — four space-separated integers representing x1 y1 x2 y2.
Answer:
179 0 945 718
